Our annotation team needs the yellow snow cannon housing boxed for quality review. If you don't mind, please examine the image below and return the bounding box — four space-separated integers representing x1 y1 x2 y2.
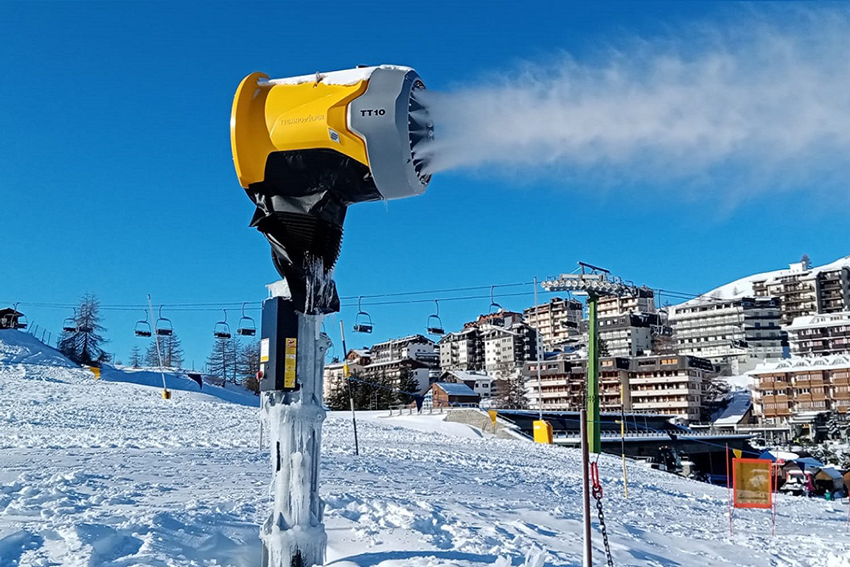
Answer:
230 65 434 313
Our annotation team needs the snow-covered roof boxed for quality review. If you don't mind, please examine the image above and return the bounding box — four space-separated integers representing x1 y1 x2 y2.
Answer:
263 65 412 86
787 311 850 330
749 354 850 374
442 370 493 384
674 255 850 307
433 382 479 397
711 391 752 425
371 335 435 348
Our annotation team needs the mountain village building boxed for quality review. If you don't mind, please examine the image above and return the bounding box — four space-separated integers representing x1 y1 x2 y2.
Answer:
751 258 850 325
749 355 850 424
786 312 850 357
524 354 713 422
523 297 584 350
668 296 784 375
597 287 656 317
439 311 542 380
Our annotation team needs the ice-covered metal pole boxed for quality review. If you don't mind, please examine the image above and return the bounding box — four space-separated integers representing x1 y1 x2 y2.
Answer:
261 282 330 567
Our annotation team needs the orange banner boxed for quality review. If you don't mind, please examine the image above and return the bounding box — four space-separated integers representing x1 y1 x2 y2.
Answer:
733 458 773 509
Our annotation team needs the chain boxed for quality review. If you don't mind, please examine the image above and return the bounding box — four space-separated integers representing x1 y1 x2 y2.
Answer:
594 495 614 567
590 462 615 567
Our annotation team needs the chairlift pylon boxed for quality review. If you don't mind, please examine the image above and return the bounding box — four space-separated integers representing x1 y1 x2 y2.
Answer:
214 309 232 339
62 309 77 333
12 303 27 330
237 302 256 337
489 286 502 314
353 296 373 334
426 300 445 336
134 310 153 337
155 305 173 337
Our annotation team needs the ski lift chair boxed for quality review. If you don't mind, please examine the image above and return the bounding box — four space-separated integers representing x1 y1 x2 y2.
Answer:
237 303 256 336
12 303 27 330
134 310 153 337
426 300 445 336
155 306 173 336
214 309 232 339
62 309 77 333
489 286 502 314
353 297 373 334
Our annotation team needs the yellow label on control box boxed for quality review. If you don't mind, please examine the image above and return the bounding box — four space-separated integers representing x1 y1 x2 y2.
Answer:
284 338 297 389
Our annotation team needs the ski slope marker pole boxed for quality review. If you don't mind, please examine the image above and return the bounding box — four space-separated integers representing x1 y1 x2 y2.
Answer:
340 320 359 456
147 294 170 399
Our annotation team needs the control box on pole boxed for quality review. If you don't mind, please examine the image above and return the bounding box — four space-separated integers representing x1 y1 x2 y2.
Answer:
259 297 300 392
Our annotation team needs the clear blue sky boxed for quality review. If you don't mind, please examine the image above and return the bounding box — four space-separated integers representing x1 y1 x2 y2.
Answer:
2 1 847 367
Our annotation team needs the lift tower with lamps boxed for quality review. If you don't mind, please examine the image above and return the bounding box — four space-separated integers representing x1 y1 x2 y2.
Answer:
540 263 635 453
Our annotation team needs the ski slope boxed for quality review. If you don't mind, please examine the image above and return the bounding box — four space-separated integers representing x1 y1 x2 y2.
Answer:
0 330 848 566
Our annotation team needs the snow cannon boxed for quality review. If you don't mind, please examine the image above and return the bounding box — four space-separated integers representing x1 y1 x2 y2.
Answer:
231 65 434 313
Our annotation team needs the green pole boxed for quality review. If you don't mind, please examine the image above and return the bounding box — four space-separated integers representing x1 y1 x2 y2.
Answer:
587 293 600 453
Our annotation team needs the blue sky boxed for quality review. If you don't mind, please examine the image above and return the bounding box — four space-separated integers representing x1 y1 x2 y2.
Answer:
2 1 848 367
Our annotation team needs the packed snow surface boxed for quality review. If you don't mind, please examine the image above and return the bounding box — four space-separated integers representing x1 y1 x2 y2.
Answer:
1 330 849 566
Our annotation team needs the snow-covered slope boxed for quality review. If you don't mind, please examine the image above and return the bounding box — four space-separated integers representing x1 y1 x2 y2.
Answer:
0 329 77 367
1 333 848 566
676 255 850 306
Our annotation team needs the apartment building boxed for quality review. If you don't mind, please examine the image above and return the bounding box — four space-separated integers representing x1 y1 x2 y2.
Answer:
595 312 668 357
482 323 543 379
523 297 584 350
598 286 656 318
370 334 438 366
786 312 850 357
439 327 484 371
751 257 850 325
669 297 783 374
523 354 713 422
749 355 850 423
440 311 542 379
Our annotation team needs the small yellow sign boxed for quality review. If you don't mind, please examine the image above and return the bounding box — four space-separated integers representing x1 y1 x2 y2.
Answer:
488 410 498 426
284 337 297 389
89 366 101 380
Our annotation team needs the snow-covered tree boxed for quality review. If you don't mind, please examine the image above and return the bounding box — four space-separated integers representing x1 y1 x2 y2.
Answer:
58 294 109 366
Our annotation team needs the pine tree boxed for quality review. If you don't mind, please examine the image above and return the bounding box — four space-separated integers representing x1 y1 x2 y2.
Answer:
144 334 184 368
395 367 423 406
325 378 352 410
58 294 109 365
129 345 142 368
597 337 611 358
206 336 239 384
236 340 261 385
